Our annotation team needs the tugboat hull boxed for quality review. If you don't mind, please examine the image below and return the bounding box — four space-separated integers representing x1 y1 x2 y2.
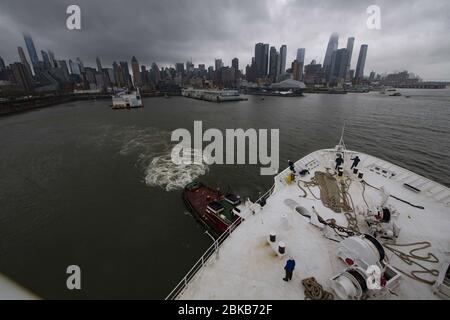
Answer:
183 182 241 237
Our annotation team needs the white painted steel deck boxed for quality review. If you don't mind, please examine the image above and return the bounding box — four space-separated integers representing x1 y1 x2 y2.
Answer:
174 148 450 300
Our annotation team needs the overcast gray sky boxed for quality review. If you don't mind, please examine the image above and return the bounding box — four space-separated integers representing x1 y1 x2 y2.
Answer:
1 0 449 80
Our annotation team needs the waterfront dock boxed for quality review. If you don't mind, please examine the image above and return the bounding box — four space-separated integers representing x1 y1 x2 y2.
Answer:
181 88 247 102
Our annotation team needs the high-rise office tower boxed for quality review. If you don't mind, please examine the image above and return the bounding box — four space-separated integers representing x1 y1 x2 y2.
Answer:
329 48 348 86
69 59 81 75
291 60 301 81
41 51 51 69
269 46 280 81
214 59 223 71
296 48 306 80
113 62 124 87
0 56 5 72
186 60 194 73
57 60 71 82
175 63 185 74
18 47 33 77
345 37 355 80
296 48 305 64
119 61 133 88
131 56 142 87
11 62 33 92
355 44 368 82
23 33 39 66
324 33 339 67
151 63 161 84
48 51 57 68
76 57 85 73
255 43 269 77
96 56 103 72
231 58 239 72
324 33 339 83
279 45 287 74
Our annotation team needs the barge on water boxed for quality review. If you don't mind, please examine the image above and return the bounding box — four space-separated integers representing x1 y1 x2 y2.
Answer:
183 182 246 237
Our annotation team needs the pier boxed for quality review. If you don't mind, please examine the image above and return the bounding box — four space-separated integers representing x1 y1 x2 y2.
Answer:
181 88 247 102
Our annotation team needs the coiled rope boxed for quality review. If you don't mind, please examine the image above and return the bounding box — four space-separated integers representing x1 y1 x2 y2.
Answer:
301 277 334 300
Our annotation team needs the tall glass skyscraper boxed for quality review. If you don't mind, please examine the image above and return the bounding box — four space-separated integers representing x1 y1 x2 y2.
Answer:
0 56 5 72
324 33 339 67
269 46 279 81
279 45 287 74
329 48 348 85
296 48 306 81
255 43 269 77
345 37 355 80
296 48 306 64
23 33 39 66
17 46 33 76
355 44 368 81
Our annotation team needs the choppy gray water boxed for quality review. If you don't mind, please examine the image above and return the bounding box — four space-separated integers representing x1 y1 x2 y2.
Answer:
0 89 449 298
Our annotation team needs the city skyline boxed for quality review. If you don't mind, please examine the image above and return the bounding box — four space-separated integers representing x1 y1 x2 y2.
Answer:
1 0 450 80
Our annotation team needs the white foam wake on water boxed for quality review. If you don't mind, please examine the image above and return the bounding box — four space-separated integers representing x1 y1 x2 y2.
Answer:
144 148 209 191
111 126 209 191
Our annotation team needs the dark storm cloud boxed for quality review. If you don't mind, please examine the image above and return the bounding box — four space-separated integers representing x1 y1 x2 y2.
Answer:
0 0 449 80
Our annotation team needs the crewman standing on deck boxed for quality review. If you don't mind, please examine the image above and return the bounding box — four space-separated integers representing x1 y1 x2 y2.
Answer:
335 154 344 170
351 156 361 169
288 160 295 173
283 256 296 282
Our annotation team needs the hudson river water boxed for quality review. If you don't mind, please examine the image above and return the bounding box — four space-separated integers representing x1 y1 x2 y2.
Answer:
0 89 449 298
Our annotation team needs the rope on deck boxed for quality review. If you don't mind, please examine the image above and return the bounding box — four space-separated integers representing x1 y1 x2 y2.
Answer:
301 277 334 300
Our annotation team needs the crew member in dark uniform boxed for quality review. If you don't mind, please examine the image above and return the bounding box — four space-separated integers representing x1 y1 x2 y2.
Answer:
351 156 361 169
335 155 344 170
288 160 295 173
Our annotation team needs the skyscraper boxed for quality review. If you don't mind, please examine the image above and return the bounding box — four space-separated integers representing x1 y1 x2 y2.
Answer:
57 60 71 82
324 33 339 83
214 59 223 71
151 63 161 85
76 57 85 73
18 47 33 77
291 60 302 81
296 48 305 64
11 62 33 92
0 56 5 72
345 37 355 81
119 61 133 88
23 33 39 66
41 51 51 69
324 33 339 67
279 45 287 74
255 43 269 78
231 58 239 72
355 44 368 82
296 48 306 80
48 51 57 68
175 63 185 74
131 56 142 87
69 59 81 75
329 48 348 86
96 56 103 72
269 46 279 81
113 62 124 87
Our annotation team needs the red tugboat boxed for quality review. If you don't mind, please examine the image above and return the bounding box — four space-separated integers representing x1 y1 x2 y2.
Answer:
183 181 243 237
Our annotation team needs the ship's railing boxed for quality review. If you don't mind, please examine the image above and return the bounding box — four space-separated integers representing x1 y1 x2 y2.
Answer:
165 185 275 300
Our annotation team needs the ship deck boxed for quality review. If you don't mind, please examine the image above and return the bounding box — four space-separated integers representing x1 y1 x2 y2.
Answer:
177 148 450 300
